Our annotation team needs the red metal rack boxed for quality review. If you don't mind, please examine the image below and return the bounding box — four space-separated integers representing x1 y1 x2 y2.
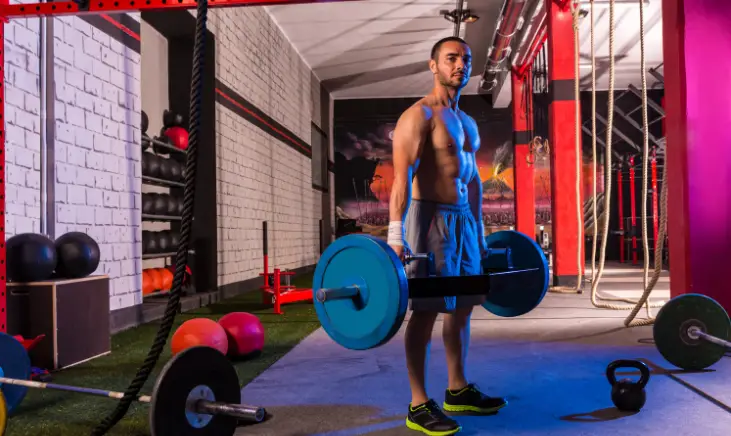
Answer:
0 0 356 334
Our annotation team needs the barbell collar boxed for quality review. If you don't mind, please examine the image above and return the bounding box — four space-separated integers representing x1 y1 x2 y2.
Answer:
195 400 267 423
403 252 436 275
689 327 731 350
315 285 361 303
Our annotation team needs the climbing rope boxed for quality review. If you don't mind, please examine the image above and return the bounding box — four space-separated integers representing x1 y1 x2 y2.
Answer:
622 0 669 327
586 0 664 318
589 0 598 282
547 1 584 295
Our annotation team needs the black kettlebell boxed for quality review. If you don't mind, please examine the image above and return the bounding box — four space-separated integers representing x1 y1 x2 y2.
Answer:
141 110 149 134
147 154 161 178
170 231 180 248
142 231 159 254
157 231 170 253
159 157 173 181
142 193 154 214
165 194 177 216
169 159 181 181
162 109 184 128
606 359 650 412
153 193 168 215
141 152 150 173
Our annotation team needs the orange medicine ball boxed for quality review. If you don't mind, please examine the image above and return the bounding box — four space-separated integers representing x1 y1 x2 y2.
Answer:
142 270 155 296
146 268 163 291
171 318 228 356
158 268 173 291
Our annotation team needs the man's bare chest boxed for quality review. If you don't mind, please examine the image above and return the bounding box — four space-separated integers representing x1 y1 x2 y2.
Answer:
431 112 476 153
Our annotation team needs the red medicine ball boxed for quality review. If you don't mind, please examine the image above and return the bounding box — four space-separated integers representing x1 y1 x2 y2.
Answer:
218 312 265 357
165 126 189 150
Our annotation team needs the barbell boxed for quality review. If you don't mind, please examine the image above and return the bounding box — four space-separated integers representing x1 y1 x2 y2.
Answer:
0 333 266 436
312 230 550 350
653 293 731 371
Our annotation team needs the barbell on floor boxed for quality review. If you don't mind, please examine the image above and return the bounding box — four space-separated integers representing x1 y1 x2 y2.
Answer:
653 293 731 371
312 230 550 350
0 333 266 436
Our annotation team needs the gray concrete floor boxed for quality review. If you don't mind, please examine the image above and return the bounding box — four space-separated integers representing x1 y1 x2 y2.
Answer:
237 263 731 435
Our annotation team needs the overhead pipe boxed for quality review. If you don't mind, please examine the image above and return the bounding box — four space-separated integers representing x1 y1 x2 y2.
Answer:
512 0 547 76
515 25 547 77
478 0 528 92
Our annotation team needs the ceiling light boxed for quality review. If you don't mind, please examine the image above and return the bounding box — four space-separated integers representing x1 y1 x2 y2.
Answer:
463 12 479 23
440 9 480 24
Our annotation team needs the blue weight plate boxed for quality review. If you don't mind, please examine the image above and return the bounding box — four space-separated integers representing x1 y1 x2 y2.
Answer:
313 234 409 350
482 230 549 317
0 332 31 415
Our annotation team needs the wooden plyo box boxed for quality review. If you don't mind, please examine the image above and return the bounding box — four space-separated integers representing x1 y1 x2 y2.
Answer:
7 275 111 370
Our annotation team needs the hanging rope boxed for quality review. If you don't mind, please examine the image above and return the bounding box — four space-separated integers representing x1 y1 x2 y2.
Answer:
589 0 598 282
586 0 664 316
622 0 669 327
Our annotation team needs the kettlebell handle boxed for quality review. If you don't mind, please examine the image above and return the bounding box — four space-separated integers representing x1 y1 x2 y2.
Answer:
606 359 651 388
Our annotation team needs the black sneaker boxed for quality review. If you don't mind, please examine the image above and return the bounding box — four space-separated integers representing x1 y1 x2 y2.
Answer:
443 383 508 414
406 399 462 435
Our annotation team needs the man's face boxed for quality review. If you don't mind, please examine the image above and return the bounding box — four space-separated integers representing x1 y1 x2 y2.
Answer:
430 41 472 90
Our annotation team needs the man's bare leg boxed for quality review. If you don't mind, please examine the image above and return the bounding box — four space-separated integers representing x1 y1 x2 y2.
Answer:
405 310 439 406
442 307 472 390
441 305 507 415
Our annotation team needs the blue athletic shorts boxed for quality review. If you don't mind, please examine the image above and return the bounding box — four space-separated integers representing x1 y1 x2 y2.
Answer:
403 199 485 313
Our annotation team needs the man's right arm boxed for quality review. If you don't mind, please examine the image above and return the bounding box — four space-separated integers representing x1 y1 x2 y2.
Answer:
388 105 429 253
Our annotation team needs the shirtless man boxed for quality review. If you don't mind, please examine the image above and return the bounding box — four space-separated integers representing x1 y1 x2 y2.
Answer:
388 36 507 435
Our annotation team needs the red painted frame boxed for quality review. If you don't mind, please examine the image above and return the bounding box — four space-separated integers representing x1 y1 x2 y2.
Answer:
0 0 353 18
0 0 358 333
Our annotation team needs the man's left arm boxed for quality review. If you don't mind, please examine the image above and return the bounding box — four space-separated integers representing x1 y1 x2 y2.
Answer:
465 114 487 255
467 165 487 255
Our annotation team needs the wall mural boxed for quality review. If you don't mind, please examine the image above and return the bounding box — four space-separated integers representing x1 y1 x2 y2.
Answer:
333 97 604 240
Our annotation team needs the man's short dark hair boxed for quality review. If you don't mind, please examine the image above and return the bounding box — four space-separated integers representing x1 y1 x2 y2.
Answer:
430 36 468 62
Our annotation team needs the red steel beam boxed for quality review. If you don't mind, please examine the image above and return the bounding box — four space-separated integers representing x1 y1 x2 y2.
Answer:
511 69 536 237
0 0 357 18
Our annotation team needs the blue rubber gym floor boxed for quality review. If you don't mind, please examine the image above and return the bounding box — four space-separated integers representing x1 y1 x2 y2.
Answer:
237 264 730 435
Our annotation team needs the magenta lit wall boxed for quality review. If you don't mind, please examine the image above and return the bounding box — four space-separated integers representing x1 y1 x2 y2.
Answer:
684 0 731 309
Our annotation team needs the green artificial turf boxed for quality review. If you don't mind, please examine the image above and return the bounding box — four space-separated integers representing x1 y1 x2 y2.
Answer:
4 273 319 436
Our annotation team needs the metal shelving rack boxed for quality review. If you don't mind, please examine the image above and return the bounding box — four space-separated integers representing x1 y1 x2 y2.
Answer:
141 133 189 298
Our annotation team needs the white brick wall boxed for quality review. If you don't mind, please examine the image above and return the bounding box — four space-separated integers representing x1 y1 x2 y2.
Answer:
5 11 42 237
53 15 142 311
206 7 324 286
5 7 328 310
4 12 142 311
